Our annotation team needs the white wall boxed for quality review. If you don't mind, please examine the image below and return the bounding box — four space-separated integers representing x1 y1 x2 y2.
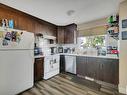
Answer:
78 18 107 30
119 0 127 94
77 18 108 37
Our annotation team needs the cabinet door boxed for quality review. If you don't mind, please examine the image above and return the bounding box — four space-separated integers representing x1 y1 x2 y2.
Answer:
102 59 119 85
76 56 87 77
60 55 65 73
96 58 104 81
114 59 119 85
34 58 44 82
86 57 99 79
57 24 77 44
64 26 74 44
97 58 119 85
64 24 77 44
57 26 65 44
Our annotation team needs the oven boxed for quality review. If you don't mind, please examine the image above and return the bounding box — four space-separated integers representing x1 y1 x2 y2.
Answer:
44 55 60 79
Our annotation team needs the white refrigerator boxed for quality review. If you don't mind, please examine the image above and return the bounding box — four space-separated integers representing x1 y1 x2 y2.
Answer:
0 27 34 95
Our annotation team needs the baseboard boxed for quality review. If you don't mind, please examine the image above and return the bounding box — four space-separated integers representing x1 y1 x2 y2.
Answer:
119 86 127 94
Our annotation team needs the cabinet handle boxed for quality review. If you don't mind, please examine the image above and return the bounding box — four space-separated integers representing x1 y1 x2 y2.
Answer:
50 60 53 68
100 64 103 69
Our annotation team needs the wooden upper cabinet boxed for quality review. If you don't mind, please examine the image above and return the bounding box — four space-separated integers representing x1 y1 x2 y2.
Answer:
57 26 65 44
57 23 77 44
0 3 57 35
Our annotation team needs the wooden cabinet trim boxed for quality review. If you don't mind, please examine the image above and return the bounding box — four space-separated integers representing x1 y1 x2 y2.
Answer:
0 3 57 36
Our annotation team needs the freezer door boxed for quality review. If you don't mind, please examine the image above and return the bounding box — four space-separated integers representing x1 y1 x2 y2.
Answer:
0 30 34 50
0 50 34 95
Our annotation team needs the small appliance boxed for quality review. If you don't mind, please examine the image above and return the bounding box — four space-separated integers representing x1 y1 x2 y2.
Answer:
58 47 63 53
50 47 57 54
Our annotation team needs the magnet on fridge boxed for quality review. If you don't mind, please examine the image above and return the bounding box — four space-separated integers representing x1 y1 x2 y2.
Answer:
16 37 21 43
16 32 21 43
16 31 23 43
20 32 23 35
0 32 4 38
11 31 16 42
5 32 12 41
16 32 20 37
2 39 8 46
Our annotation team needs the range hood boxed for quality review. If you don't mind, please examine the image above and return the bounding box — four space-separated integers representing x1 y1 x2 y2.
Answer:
35 33 56 40
43 35 56 40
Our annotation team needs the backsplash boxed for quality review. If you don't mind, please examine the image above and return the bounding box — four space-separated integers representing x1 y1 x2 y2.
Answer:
35 35 56 56
57 44 78 53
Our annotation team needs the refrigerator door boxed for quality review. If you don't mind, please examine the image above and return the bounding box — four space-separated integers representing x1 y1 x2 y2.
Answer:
0 28 34 50
0 50 34 95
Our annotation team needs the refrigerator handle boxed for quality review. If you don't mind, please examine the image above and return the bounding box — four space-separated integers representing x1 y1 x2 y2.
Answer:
29 50 34 63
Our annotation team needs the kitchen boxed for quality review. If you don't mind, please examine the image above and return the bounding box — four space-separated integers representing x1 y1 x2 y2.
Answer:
0 0 127 95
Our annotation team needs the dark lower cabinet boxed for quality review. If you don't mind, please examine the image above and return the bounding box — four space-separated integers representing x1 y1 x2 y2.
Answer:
76 56 87 77
60 55 65 73
34 57 44 82
77 57 99 79
76 56 119 85
96 58 104 81
97 58 119 85
86 57 99 79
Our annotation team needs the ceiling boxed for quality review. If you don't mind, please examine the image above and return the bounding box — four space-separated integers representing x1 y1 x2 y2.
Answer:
0 0 120 25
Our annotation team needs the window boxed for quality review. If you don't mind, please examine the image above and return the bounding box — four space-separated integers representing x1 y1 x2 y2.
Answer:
78 35 106 49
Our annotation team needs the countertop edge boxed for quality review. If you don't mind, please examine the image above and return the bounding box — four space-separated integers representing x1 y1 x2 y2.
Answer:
34 53 119 59
34 55 44 58
59 53 119 59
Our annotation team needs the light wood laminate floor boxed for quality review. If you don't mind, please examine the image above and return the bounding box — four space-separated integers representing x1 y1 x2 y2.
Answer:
19 74 121 95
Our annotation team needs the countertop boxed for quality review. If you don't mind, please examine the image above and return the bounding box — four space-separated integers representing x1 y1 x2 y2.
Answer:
59 53 119 59
34 54 60 58
34 55 44 58
34 53 119 59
